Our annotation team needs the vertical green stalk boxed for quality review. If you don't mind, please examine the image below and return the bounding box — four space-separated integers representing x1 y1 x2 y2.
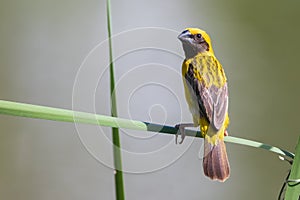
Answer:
106 0 125 199
285 137 300 199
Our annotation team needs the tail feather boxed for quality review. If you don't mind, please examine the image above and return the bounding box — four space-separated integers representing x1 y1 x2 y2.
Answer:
203 138 230 182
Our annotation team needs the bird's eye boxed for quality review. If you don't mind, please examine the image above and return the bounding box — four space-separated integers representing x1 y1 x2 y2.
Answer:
196 34 202 38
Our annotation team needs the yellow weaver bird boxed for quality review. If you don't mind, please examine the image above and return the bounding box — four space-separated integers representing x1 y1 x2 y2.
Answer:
176 28 230 182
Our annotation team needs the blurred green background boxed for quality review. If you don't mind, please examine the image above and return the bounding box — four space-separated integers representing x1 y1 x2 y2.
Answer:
1 0 300 199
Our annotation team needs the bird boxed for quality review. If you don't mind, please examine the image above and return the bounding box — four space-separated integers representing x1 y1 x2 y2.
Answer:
176 28 230 182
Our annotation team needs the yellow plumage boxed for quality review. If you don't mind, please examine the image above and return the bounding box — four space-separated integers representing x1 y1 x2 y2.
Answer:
177 28 230 181
182 53 229 144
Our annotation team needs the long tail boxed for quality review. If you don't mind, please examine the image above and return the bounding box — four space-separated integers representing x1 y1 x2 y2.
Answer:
203 137 230 182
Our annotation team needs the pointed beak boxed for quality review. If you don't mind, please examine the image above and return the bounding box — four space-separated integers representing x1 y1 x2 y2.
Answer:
178 30 192 42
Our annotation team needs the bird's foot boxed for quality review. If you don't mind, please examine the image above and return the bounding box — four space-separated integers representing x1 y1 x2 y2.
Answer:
175 123 195 144
175 124 185 144
224 130 228 136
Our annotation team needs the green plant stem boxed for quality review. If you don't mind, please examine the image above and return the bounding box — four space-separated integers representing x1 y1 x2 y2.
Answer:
106 0 125 199
285 137 300 199
0 100 294 159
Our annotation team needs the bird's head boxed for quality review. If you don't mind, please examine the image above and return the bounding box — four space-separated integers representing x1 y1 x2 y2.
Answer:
178 28 214 59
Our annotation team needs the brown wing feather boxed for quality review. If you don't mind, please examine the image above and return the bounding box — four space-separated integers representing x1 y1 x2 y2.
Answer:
201 84 228 130
185 57 228 131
